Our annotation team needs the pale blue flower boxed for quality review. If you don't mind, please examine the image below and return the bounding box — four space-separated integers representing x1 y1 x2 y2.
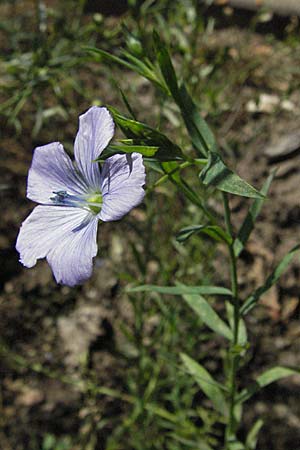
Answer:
16 106 145 286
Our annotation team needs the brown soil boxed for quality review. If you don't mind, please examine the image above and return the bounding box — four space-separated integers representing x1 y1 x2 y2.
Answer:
1 6 300 450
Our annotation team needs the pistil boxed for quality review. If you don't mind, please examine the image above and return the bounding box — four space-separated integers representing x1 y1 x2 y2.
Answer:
86 192 103 214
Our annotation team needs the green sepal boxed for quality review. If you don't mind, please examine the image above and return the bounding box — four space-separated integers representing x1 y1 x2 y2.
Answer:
108 107 184 161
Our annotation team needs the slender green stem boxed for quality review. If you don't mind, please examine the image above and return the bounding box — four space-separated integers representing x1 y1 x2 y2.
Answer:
223 192 233 237
147 158 219 225
222 193 240 449
151 161 192 189
148 159 208 190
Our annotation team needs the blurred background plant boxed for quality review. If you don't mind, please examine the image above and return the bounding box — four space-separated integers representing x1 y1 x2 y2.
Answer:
1 1 300 449
0 0 122 135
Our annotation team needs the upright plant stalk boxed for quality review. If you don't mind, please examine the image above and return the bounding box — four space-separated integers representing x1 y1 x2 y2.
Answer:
222 193 240 448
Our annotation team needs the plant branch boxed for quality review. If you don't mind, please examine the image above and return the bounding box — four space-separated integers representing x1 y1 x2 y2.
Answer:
223 193 240 448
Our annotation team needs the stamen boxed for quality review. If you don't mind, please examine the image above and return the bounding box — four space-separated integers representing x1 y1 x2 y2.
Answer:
50 191 68 202
49 190 103 214
50 191 85 207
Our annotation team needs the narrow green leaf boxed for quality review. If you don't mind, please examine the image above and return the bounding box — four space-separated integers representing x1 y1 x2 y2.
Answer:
127 284 232 296
233 403 243 427
169 434 213 450
153 32 217 157
182 293 233 340
120 49 161 85
144 160 164 174
121 49 154 72
241 244 300 315
153 30 180 100
180 353 228 416
177 84 217 157
145 403 183 423
86 47 138 72
237 366 300 404
105 144 159 157
202 153 262 197
108 107 183 161
200 152 263 199
86 46 163 89
177 224 232 245
245 419 264 450
233 170 276 257
228 441 245 450
118 85 137 120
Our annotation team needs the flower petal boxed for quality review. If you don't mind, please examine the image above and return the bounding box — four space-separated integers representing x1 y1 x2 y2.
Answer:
74 106 115 188
99 153 145 222
27 142 88 204
16 205 98 286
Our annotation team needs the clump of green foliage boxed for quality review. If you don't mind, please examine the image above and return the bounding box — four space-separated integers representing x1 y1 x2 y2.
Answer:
0 0 120 135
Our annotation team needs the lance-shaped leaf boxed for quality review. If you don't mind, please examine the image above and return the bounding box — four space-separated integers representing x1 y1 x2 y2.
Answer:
182 293 233 340
108 107 183 161
153 32 217 157
127 284 232 296
233 170 276 257
227 441 245 450
180 353 228 416
117 84 137 120
152 30 180 101
169 434 214 450
237 366 300 404
245 419 264 450
177 224 232 245
101 144 159 159
241 244 300 315
200 152 263 199
177 84 217 157
85 47 166 92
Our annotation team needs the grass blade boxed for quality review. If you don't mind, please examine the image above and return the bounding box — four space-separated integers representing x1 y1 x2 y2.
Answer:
127 284 232 296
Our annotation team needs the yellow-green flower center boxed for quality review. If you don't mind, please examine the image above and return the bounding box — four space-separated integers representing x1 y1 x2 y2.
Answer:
87 193 103 214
